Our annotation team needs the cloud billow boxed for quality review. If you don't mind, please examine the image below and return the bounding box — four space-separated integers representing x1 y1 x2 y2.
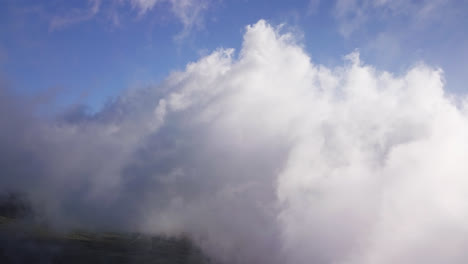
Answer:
2 20 468 264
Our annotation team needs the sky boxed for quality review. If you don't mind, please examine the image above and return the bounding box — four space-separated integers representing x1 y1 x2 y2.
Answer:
2 1 468 264
1 0 467 111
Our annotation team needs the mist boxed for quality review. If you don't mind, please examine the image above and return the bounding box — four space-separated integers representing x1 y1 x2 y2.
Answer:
1 20 468 264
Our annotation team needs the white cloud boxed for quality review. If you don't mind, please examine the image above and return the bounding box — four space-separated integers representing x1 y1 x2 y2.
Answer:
129 0 162 14
48 0 212 37
128 0 211 39
169 0 211 39
333 0 453 37
49 0 101 32
3 19 468 263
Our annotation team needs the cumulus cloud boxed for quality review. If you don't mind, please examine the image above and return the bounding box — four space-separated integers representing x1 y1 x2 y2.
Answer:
2 19 468 264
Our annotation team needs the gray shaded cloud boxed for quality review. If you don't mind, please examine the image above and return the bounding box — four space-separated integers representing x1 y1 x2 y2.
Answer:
2 20 468 264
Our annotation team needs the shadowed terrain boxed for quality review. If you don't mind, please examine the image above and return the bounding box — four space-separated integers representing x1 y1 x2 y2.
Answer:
0 193 213 264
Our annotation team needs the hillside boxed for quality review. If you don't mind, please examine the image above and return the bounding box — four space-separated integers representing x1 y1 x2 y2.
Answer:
0 194 212 264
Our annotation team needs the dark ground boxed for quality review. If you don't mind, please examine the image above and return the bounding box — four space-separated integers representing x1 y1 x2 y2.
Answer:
0 193 213 264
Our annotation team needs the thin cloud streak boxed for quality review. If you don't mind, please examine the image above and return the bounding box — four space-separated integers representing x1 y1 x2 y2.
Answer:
333 0 454 37
48 0 213 37
49 0 101 32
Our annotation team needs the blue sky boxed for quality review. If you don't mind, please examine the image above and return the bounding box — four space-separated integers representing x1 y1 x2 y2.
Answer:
1 0 467 111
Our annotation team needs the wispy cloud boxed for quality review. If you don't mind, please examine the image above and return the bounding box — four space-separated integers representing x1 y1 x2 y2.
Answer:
49 0 101 32
170 0 211 40
129 0 163 15
333 0 453 37
48 0 213 38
